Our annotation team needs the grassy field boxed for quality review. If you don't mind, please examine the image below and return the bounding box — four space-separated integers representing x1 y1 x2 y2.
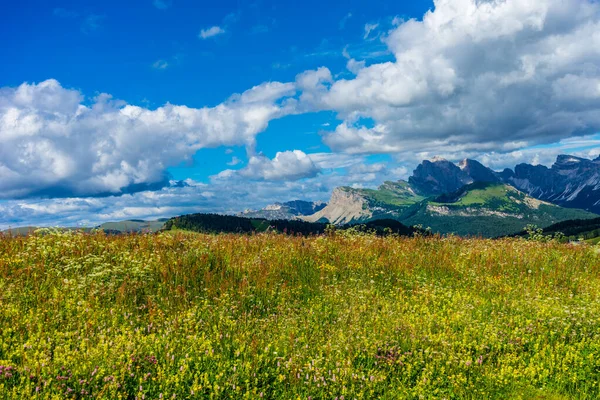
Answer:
0 231 599 399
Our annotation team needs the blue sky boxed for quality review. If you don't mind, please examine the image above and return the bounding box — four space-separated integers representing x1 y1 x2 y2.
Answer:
1 0 600 228
1 0 425 112
1 0 430 185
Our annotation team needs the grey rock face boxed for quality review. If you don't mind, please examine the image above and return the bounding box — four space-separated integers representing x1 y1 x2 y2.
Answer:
239 200 326 220
409 158 473 195
506 155 600 213
458 159 501 183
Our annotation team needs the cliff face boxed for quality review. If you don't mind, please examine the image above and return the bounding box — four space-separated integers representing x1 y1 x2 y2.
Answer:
239 200 326 220
459 159 500 183
409 158 473 195
261 154 600 232
303 187 372 225
409 154 600 214
506 155 600 213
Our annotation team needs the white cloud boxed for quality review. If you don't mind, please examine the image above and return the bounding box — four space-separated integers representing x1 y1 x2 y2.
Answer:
199 26 225 39
227 156 242 166
302 0 600 156
6 0 600 226
323 122 401 155
363 23 379 39
218 150 320 181
346 58 366 74
390 166 409 180
309 152 363 170
0 79 296 199
393 133 600 172
472 135 600 171
348 163 386 174
0 156 410 229
391 16 403 26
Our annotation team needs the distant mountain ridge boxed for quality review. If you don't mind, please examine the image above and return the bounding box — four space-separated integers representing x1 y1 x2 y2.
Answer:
299 154 600 236
506 155 600 213
239 200 326 220
400 154 600 213
304 181 596 237
409 157 474 195
305 181 424 225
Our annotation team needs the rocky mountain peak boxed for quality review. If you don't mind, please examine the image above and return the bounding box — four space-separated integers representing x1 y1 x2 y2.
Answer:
264 204 284 211
239 200 327 220
507 155 600 213
553 155 590 169
261 153 600 228
282 200 326 215
500 168 515 180
303 187 371 225
458 159 500 183
409 158 473 195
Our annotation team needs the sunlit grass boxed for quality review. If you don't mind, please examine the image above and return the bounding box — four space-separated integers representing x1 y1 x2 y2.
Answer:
0 230 599 398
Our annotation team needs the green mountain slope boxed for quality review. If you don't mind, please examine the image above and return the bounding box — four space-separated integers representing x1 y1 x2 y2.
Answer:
166 214 329 235
402 183 598 237
305 181 424 225
308 181 598 237
359 181 425 207
165 213 420 237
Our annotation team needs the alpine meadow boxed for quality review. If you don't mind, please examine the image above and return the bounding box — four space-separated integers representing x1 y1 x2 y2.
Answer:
1 230 600 398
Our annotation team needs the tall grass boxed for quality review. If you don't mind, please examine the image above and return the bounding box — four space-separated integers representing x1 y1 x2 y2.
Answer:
0 230 599 399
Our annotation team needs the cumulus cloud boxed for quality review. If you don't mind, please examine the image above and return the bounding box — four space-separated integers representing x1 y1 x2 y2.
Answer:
48 0 600 168
306 0 600 156
0 156 412 229
397 133 600 172
0 79 296 199
7 0 600 226
217 150 320 181
324 122 401 154
199 26 225 39
466 135 600 171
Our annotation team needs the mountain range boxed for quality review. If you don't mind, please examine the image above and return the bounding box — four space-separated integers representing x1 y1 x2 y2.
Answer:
238 200 326 220
4 154 599 238
409 155 600 214
245 154 600 237
506 155 600 213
